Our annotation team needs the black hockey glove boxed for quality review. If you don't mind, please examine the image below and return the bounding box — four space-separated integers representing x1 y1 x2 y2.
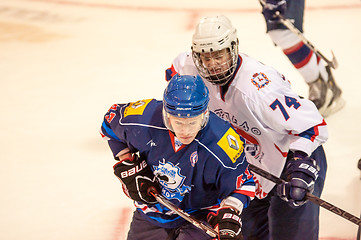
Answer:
113 154 161 204
262 0 286 22
277 151 320 208
207 208 243 240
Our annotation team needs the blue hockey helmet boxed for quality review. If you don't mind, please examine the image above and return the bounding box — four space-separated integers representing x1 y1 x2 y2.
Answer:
163 74 209 117
163 74 210 131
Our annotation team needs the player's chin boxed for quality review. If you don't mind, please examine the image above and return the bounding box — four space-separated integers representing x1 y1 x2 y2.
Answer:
178 136 195 145
210 71 222 76
209 72 225 80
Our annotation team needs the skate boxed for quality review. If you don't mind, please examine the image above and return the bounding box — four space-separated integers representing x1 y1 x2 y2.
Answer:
308 76 329 110
308 65 345 117
321 65 345 117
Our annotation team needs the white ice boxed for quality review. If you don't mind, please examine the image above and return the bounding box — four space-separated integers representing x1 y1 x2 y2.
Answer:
0 0 360 239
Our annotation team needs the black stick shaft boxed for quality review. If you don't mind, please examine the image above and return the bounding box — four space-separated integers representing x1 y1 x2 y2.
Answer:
248 163 361 226
150 192 218 238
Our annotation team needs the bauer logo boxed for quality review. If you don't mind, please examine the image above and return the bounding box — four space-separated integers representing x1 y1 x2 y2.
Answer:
217 128 244 163
120 160 147 178
124 99 152 118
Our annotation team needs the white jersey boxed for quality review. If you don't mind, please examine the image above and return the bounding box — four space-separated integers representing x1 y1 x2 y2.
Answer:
166 52 328 199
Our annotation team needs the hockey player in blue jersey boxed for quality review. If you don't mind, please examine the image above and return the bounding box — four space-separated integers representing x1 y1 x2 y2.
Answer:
100 74 256 239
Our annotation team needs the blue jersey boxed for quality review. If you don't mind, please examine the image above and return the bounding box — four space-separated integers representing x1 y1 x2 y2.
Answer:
100 99 255 228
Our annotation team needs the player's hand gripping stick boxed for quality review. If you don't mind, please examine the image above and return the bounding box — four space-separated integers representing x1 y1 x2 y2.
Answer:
113 154 161 204
249 163 361 226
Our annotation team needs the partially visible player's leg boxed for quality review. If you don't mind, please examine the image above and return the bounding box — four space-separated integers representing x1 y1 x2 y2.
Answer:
241 196 271 239
269 193 320 239
176 221 213 240
269 146 327 240
126 210 170 240
127 209 212 240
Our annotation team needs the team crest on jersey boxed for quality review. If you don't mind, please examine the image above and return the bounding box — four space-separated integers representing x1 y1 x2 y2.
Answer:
251 72 270 90
123 99 152 118
153 161 191 201
190 151 198 167
217 128 244 163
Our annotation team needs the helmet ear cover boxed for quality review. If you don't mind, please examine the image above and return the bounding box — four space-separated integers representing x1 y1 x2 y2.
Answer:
162 74 210 131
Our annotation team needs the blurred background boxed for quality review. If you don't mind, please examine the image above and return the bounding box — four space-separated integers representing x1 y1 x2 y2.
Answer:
0 0 360 239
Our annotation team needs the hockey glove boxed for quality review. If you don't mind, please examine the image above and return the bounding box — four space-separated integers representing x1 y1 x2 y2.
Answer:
262 0 287 22
113 154 161 204
207 208 243 240
277 151 320 208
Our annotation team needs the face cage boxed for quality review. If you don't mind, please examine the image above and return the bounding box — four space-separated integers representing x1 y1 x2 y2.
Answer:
192 46 238 86
162 107 209 133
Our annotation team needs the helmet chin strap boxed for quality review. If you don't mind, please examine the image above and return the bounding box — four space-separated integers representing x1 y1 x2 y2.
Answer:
201 109 210 128
162 108 174 132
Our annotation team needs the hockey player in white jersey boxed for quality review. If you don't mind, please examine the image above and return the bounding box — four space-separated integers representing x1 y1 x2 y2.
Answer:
165 15 328 239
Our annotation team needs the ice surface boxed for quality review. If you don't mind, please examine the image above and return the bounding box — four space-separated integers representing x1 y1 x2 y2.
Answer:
0 0 360 239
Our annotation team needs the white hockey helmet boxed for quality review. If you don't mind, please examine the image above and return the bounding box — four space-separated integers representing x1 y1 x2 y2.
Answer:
192 15 239 86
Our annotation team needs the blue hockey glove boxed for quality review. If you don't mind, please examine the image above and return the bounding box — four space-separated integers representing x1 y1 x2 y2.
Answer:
113 154 161 204
207 208 243 240
277 151 320 208
262 0 287 22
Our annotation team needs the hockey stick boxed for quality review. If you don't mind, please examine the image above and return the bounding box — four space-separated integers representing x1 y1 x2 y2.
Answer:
357 159 361 240
259 0 338 69
149 191 218 238
356 215 361 240
248 163 361 226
